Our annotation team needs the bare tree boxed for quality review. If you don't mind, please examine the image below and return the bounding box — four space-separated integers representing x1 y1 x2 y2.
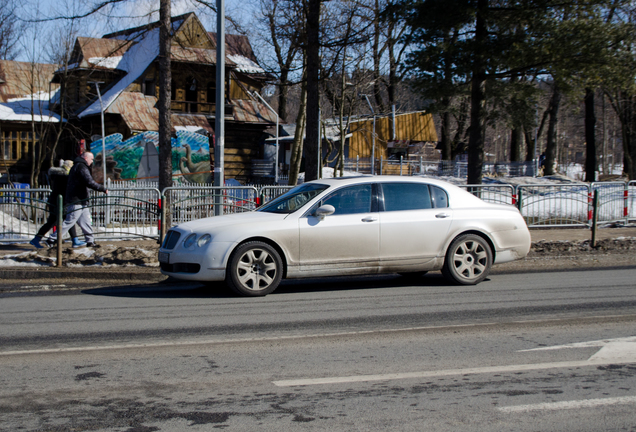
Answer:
0 0 23 60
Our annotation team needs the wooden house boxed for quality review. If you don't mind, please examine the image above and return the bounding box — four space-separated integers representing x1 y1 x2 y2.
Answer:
0 61 61 183
51 12 276 183
348 111 438 160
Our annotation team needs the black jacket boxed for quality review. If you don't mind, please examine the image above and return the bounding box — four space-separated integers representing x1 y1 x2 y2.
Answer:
65 156 107 204
47 167 71 206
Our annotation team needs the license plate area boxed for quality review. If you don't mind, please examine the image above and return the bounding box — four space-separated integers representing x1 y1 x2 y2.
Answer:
158 252 170 263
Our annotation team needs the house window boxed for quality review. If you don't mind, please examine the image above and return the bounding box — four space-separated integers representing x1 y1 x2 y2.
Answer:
1 130 39 161
207 81 216 106
185 76 198 113
143 79 155 97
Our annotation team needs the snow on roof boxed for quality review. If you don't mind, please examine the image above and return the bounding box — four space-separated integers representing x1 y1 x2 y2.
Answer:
88 56 124 69
78 29 160 118
227 54 265 74
0 91 62 122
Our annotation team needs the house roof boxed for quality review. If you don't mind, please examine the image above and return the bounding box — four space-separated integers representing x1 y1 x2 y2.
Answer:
208 33 265 74
76 12 268 120
104 91 215 135
104 91 276 133
0 60 62 123
66 37 133 71
0 61 57 103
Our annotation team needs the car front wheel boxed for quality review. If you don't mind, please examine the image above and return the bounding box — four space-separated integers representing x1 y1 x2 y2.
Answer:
442 234 492 285
226 241 283 296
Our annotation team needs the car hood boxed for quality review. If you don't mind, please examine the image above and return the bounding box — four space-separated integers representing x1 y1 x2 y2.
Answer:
171 211 290 234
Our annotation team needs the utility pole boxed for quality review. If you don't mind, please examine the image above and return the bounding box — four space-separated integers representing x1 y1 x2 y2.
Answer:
215 0 225 215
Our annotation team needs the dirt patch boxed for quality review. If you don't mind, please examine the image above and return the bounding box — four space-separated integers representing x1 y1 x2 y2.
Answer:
3 240 161 267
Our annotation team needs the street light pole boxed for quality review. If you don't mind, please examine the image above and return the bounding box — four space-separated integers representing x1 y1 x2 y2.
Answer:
215 0 225 216
90 81 107 186
362 94 375 175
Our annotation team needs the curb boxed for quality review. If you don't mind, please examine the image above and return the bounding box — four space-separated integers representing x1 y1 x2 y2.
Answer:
0 267 167 282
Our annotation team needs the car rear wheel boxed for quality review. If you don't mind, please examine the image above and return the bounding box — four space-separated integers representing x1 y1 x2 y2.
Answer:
442 234 492 285
226 241 283 296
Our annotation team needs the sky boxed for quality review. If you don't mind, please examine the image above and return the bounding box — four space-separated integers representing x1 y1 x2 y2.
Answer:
13 0 260 63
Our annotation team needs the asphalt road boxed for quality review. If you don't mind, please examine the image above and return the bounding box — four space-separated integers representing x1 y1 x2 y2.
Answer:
1 269 635 431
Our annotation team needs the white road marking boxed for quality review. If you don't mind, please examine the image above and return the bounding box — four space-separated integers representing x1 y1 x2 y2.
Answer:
498 396 636 413
273 340 636 387
520 336 636 352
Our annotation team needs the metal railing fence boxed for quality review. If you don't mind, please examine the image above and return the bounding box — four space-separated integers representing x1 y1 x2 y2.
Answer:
460 184 516 206
517 184 591 227
2 181 636 243
0 187 51 242
343 157 537 178
629 181 636 222
162 186 259 226
88 187 161 240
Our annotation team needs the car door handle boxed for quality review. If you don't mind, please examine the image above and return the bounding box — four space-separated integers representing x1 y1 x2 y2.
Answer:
435 213 451 219
361 216 378 222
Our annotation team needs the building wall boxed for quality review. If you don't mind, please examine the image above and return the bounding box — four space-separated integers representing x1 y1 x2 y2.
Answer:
348 111 438 159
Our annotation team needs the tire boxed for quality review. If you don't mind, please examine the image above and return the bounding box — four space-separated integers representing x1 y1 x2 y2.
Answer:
226 241 283 296
442 234 492 285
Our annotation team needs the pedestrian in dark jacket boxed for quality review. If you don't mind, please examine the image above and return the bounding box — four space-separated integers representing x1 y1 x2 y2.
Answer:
30 160 83 248
49 152 108 247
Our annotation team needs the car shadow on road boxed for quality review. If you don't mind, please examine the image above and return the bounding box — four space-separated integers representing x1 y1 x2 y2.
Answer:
81 272 461 299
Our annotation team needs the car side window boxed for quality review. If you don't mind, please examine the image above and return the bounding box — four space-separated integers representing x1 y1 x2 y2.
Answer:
430 185 449 208
322 184 373 215
381 183 432 211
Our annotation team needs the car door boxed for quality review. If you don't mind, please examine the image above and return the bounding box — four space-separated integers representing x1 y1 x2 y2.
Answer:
378 182 453 270
298 183 380 275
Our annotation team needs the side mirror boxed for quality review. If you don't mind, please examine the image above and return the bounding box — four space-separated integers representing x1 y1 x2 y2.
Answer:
314 204 335 219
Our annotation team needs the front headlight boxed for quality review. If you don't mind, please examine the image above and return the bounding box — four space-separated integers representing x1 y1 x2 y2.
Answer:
197 234 211 247
183 233 197 248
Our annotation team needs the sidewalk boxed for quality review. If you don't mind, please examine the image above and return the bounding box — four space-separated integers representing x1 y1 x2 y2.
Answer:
0 226 634 283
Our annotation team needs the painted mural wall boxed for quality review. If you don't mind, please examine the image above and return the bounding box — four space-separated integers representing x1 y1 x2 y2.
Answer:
90 130 211 183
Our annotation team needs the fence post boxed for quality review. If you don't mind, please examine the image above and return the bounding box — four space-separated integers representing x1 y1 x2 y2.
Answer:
591 190 599 248
419 156 423 174
517 188 523 211
400 155 403 176
380 155 383 175
356 155 359 173
56 194 62 268
587 188 593 226
160 194 167 244
625 183 629 223
158 196 164 245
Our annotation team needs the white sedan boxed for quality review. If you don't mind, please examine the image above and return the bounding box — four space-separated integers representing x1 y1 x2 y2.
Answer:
159 176 531 296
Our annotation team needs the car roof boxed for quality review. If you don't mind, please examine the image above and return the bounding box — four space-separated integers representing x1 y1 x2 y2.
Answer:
305 175 487 208
306 175 460 189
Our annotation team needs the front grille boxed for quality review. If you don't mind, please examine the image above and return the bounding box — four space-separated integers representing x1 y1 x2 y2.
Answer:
162 230 181 250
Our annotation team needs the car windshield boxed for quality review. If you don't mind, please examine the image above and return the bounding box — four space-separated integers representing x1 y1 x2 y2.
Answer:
258 183 329 214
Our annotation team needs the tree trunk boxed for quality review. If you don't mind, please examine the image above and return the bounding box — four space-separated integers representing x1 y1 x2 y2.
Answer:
510 128 522 162
618 93 636 180
158 0 173 226
467 0 487 185
524 128 535 162
289 72 308 185
585 87 597 182
304 0 321 182
440 110 451 160
544 84 561 176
